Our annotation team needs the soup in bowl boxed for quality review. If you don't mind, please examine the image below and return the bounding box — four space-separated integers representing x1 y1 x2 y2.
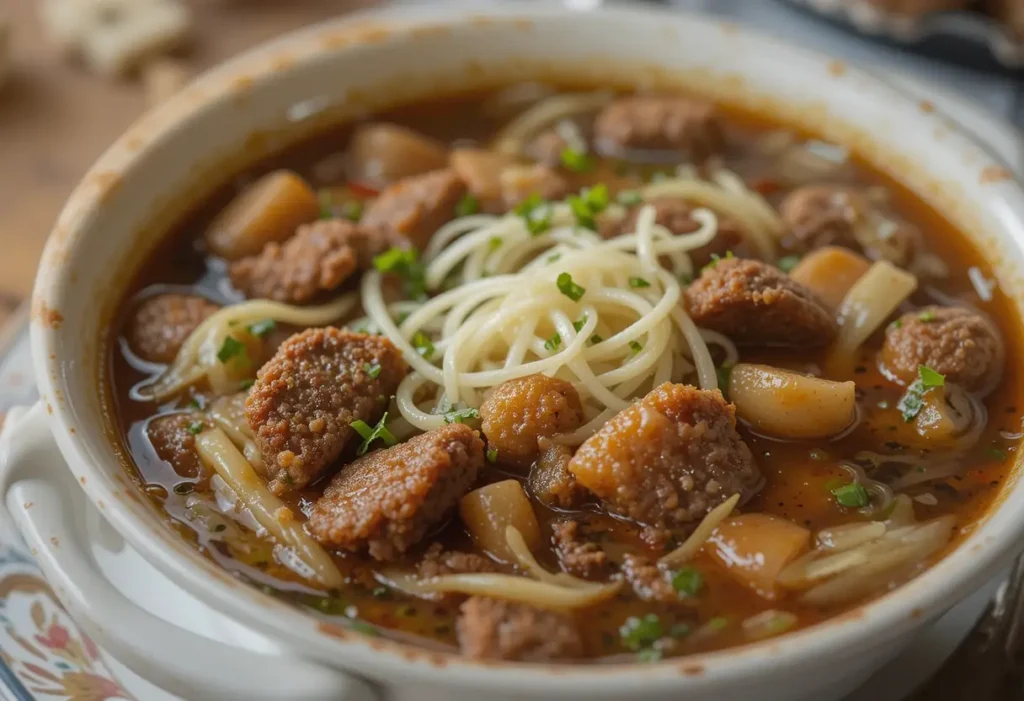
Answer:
8 4 1024 700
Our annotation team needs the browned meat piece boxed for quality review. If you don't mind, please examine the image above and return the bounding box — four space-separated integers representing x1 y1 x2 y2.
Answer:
526 129 569 167
229 219 388 304
417 542 497 579
347 123 449 186
500 164 570 210
128 293 219 364
528 439 588 509
552 520 609 580
307 423 484 560
881 306 1004 393
862 0 969 16
245 328 407 494
479 374 584 470
456 596 584 662
621 554 677 603
684 258 837 348
147 413 203 478
568 382 762 529
360 169 466 250
594 96 723 160
600 197 746 268
449 148 516 212
778 185 918 266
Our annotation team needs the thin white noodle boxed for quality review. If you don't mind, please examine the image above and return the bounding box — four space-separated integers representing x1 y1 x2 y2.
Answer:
660 493 741 567
491 91 613 156
381 572 622 610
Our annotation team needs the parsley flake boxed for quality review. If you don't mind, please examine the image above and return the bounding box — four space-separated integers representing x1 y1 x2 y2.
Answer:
544 333 562 352
341 200 363 222
566 184 610 231
411 332 435 361
671 567 704 597
629 340 643 356
515 194 553 236
187 421 205 435
486 447 498 463
919 309 937 322
573 315 588 333
628 277 651 289
444 408 480 425
619 614 663 652
560 146 595 173
248 319 276 338
897 365 945 422
373 247 427 300
364 363 382 379
832 482 870 508
556 272 586 301
217 336 247 364
350 412 398 455
702 251 735 272
456 193 480 217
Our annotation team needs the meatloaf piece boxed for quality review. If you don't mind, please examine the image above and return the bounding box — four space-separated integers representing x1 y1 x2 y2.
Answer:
147 413 203 478
307 423 484 560
417 542 497 579
479 374 584 470
229 219 388 304
552 520 609 580
360 169 466 250
881 306 1004 393
456 596 584 662
601 197 746 268
128 293 219 364
528 439 588 509
245 328 407 494
568 382 762 529
594 95 723 160
621 554 677 603
684 258 837 348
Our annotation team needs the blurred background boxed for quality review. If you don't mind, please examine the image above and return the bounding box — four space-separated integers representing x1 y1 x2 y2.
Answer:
0 0 1021 333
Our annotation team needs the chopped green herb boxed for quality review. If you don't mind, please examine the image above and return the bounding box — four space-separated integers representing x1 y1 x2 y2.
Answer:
589 334 604 345
350 412 398 455
318 190 334 219
239 379 255 390
560 146 595 173
411 332 435 361
669 623 692 639
629 340 643 356
635 648 663 664
373 247 427 300
889 319 903 331
918 365 945 388
187 421 205 435
832 482 870 508
919 309 937 322
486 447 498 463
172 482 194 496
716 365 733 393
556 272 586 301
187 398 202 410
567 194 597 230
547 253 562 263
544 333 562 352
514 194 553 236
671 567 704 597
619 614 663 651
706 617 728 632
628 277 651 289
616 190 643 207
777 255 801 273
364 363 382 379
898 365 945 422
488 236 503 251
248 318 276 338
456 192 480 217
341 199 363 222
702 251 735 272
217 336 247 364
372 587 389 599
444 408 480 425
573 315 588 333
566 184 610 230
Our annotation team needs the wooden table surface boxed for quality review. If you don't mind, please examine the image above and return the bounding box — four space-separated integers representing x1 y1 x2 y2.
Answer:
0 0 375 330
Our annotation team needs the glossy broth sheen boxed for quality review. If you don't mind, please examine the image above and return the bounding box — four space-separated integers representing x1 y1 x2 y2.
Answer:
108 85 1023 661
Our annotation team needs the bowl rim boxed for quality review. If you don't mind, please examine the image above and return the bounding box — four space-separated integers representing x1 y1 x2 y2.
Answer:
27 0 1024 692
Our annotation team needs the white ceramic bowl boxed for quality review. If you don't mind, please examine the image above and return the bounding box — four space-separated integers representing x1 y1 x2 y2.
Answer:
3 3 1024 700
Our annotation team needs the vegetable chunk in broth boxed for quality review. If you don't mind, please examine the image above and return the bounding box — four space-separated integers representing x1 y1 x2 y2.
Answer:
109 84 1023 664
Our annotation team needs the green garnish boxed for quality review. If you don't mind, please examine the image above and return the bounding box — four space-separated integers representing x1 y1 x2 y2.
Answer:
486 447 498 463
832 482 870 509
897 365 945 422
919 309 937 322
560 146 595 173
444 408 480 425
350 412 397 455
372 587 389 599
373 247 427 300
239 379 254 390
889 319 903 331
547 253 561 263
216 336 247 364
187 398 202 410
318 190 334 219
918 365 945 388
341 200 363 222
589 334 604 345
635 648 663 664
248 319 276 338
616 190 643 207
187 421 205 435
488 236 503 251
544 333 562 352
364 363 382 379
716 364 734 393
629 277 651 289
411 332 435 361
671 567 704 597
702 251 735 272
515 194 553 236
566 184 610 230
573 315 588 333
629 340 643 356
619 614 663 652
456 193 480 217
556 272 586 301
777 255 801 273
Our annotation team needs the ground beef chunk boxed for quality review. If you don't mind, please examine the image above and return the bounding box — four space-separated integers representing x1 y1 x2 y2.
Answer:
128 294 218 364
245 328 407 494
479 374 584 470
684 258 837 348
500 164 570 210
456 597 584 662
778 185 918 266
594 96 723 160
229 219 386 304
552 520 609 580
146 413 203 478
307 423 484 560
621 554 678 603
600 197 746 268
360 169 466 250
881 306 1004 392
528 439 588 509
417 542 497 579
568 382 762 529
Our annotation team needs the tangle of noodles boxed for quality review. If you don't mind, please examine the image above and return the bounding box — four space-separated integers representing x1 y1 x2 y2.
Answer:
491 91 613 156
359 195 739 438
140 294 357 401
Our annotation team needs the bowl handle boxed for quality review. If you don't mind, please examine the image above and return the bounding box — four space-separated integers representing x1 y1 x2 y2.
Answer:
0 403 378 701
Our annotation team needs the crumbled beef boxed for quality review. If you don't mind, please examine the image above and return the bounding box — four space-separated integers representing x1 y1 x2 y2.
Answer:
244 328 407 494
456 596 584 662
417 542 497 579
128 293 219 364
479 374 584 470
307 423 484 561
360 169 466 250
552 520 609 580
684 257 837 348
568 382 762 529
594 96 723 160
146 413 203 478
621 553 677 603
528 439 588 509
881 305 1004 393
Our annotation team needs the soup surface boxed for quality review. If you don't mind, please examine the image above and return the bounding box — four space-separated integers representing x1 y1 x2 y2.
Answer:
108 84 1023 663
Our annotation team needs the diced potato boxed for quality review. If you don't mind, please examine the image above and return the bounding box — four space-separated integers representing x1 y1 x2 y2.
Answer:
450 148 515 208
788 246 871 311
459 479 542 563
348 123 449 186
705 514 810 599
729 364 856 439
205 170 319 260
